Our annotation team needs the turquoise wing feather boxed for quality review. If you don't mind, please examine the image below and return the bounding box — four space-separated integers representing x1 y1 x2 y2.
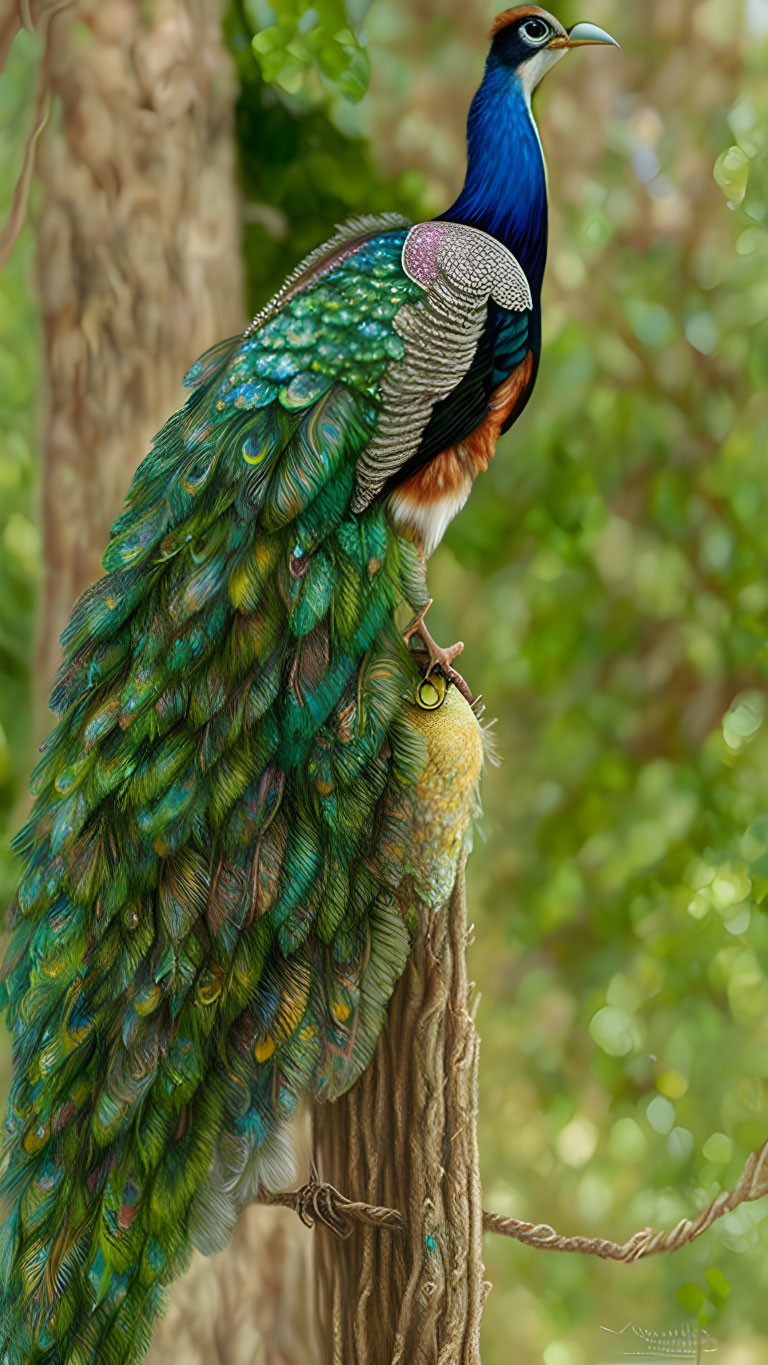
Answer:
0 219 433 1363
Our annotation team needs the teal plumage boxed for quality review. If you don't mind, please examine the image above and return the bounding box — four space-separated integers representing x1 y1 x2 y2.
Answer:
0 221 437 1362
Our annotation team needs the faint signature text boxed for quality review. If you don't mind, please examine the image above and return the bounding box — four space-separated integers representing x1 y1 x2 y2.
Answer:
600 1323 717 1361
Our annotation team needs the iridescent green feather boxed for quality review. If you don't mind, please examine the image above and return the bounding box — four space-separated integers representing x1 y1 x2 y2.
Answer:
0 226 433 1363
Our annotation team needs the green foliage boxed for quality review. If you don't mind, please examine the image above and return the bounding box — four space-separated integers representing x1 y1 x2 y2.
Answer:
677 1264 731 1330
224 0 430 314
245 0 372 101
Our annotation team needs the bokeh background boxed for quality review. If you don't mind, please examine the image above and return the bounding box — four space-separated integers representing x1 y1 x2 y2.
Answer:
2 0 768 1360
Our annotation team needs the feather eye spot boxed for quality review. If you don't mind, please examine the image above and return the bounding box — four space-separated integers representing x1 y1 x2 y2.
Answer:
158 533 177 558
52 1101 75 1134
117 1202 139 1231
197 971 223 1006
22 1122 49 1156
290 550 311 580
368 557 382 576
254 1036 275 1063
242 439 271 467
54 766 78 795
333 1001 351 1023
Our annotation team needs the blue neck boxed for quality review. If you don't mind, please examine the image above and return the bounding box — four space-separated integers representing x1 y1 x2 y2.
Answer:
441 62 549 299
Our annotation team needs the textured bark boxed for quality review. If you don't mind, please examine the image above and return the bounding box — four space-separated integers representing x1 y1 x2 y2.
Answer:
31 0 244 688
313 860 486 1365
145 1202 318 1365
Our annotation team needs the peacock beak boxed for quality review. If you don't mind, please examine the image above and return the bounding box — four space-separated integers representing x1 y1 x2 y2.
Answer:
561 21 620 48
551 22 622 50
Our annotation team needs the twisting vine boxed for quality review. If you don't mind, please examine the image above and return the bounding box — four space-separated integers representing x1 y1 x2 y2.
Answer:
262 1135 768 1265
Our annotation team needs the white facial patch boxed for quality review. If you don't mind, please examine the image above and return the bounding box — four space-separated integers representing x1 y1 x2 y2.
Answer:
518 45 568 106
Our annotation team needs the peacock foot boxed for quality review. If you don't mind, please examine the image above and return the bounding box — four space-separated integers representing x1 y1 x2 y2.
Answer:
403 599 475 706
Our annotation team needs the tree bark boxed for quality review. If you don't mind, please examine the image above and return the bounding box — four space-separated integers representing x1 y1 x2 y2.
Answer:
313 860 486 1365
146 1201 318 1365
31 0 243 688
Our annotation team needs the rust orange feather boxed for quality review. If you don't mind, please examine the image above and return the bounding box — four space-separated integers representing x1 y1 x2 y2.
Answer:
490 6 562 38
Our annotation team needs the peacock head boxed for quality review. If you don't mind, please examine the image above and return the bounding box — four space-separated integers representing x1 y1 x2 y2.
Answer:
489 6 619 101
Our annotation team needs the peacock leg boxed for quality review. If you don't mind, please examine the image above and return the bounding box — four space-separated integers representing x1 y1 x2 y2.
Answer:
403 599 474 704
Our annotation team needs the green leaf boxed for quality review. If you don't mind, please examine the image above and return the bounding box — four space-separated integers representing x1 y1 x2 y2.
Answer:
588 1005 640 1058
714 144 751 205
706 1267 731 1305
676 1282 707 1315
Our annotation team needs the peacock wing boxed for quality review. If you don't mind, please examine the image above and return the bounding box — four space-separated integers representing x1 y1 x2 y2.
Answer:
0 217 428 1362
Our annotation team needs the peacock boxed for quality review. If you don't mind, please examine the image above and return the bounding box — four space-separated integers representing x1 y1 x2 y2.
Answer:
0 8 617 1361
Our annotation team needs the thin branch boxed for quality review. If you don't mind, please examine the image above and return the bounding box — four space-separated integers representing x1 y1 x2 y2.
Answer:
482 1136 768 1263
258 1180 406 1240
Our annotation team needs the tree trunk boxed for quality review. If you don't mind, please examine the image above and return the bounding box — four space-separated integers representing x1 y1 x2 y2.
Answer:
32 0 243 687
146 1202 318 1365
313 867 486 1364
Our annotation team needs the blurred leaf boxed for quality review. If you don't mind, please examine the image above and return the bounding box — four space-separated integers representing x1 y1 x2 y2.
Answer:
589 1005 639 1057
706 1267 731 1305
702 1132 733 1163
714 145 751 206
676 1283 707 1315
246 0 371 102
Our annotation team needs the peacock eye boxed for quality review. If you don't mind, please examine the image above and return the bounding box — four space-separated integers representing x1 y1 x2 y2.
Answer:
519 18 551 44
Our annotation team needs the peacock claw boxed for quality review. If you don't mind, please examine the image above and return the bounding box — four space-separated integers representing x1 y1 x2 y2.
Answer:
403 599 475 706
